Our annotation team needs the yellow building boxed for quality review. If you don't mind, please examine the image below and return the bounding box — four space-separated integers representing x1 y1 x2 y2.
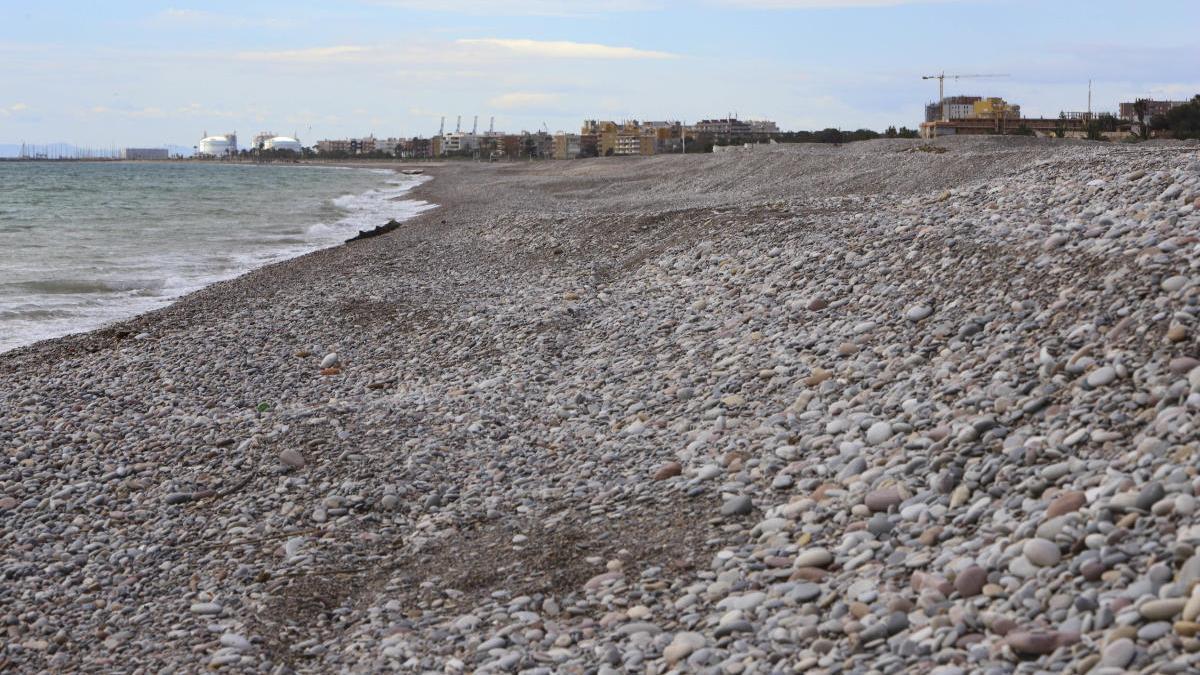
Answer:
582 120 620 156
553 133 581 160
974 98 1021 120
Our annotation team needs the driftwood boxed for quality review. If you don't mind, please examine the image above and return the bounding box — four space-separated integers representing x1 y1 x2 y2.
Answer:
345 219 400 243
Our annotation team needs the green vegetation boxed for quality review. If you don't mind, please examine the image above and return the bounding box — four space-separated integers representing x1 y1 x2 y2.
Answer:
709 126 915 148
1132 99 1151 141
1164 95 1200 139
884 126 921 139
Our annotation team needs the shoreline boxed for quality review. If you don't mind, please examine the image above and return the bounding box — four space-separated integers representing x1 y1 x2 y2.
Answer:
2 137 1199 671
0 163 437 360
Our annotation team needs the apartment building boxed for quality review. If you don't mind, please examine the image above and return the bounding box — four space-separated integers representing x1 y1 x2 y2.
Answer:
553 133 582 160
1119 99 1188 121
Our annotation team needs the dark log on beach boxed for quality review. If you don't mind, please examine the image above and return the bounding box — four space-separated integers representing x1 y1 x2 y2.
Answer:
345 219 401 243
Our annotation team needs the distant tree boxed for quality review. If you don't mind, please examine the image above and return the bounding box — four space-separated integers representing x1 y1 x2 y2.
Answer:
884 126 898 139
816 128 844 144
1164 96 1200 139
1053 112 1067 139
1132 98 1152 140
846 128 880 142
1086 120 1108 142
897 126 920 139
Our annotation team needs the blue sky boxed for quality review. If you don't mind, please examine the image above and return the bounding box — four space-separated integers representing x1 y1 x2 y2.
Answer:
1 0 1197 147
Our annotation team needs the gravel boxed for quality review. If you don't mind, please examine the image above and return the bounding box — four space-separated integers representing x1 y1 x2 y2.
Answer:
2 136 1200 672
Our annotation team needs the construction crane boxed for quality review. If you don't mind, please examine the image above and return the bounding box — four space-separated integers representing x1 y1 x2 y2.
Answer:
455 115 462 133
922 72 1010 121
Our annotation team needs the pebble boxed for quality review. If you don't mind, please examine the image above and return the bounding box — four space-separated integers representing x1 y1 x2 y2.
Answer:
1007 630 1060 656
905 304 933 322
720 495 753 516
279 448 306 469
2 139 1199 673
189 602 223 615
1141 599 1187 621
1087 366 1116 387
865 421 893 445
663 632 706 663
653 462 682 480
864 486 904 512
1045 491 1086 518
954 565 987 598
1101 638 1135 668
1023 538 1062 567
794 548 834 569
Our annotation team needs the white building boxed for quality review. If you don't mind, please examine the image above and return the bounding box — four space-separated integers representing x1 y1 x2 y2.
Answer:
121 148 169 160
263 136 302 152
748 120 780 134
375 137 402 155
199 132 237 157
441 132 480 155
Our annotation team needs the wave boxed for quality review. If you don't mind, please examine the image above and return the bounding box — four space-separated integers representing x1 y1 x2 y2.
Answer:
5 278 168 295
0 167 437 353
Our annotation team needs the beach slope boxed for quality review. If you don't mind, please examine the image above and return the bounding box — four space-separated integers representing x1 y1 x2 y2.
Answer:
2 138 1199 672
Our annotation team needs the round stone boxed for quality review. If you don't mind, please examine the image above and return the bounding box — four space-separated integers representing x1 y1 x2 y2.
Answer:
653 462 682 480
1087 366 1116 387
1161 275 1188 292
1100 638 1135 668
279 448 306 469
865 421 894 446
1140 598 1186 621
720 495 753 517
190 602 223 615
1045 491 1086 518
906 304 933 322
865 486 904 512
954 565 987 598
794 548 834 569
1006 630 1059 656
1023 538 1061 567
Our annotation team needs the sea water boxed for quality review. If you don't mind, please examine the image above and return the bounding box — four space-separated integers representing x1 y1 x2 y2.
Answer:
0 162 434 353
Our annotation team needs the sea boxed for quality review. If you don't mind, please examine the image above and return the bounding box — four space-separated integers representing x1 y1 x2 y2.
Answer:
0 162 435 353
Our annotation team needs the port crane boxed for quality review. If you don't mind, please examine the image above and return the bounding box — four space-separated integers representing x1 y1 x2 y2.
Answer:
922 72 1009 121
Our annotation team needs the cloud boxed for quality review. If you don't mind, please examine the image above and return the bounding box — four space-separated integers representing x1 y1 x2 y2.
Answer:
488 92 564 109
0 103 30 116
458 38 677 60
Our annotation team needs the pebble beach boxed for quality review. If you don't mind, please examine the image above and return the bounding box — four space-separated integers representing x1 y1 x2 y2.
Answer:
3 136 1200 673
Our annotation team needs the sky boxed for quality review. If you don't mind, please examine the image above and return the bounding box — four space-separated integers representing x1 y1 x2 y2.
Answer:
1 0 1197 148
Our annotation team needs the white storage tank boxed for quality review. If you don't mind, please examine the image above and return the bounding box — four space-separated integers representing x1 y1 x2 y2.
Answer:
199 133 238 157
264 136 302 152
